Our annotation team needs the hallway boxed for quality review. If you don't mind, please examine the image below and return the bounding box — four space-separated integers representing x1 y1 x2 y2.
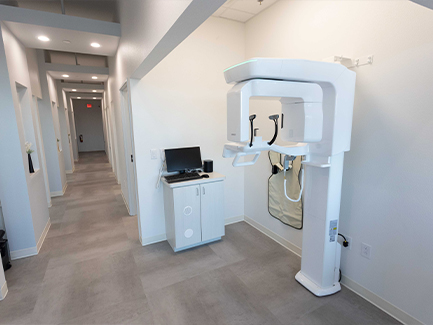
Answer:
0 153 399 324
0 152 145 324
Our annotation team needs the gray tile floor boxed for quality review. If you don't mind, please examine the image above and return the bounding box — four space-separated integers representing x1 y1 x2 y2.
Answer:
0 152 400 324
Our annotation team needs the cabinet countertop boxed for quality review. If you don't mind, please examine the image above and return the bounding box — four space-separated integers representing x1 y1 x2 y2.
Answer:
162 172 225 188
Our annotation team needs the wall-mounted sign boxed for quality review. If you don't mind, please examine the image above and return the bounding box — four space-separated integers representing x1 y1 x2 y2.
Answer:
87 104 92 108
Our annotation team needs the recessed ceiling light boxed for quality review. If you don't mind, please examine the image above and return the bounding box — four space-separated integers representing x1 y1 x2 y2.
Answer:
38 36 50 42
90 42 101 48
77 97 81 99
63 40 71 44
62 74 69 78
92 90 97 92
92 76 98 80
93 97 97 99
72 89 77 92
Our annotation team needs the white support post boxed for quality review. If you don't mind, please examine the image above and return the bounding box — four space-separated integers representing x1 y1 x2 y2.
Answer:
295 153 345 296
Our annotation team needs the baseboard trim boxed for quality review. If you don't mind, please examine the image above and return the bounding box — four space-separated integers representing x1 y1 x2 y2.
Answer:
341 275 423 325
36 218 51 253
244 216 302 257
140 233 167 246
121 190 130 214
10 246 38 260
50 190 63 197
65 170 73 174
51 182 68 197
243 216 417 325
0 281 8 301
224 215 244 225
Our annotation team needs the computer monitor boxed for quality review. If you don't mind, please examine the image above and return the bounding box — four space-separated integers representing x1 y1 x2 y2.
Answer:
165 147 202 172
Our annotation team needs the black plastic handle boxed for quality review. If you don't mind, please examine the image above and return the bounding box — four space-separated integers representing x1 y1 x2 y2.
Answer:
268 114 279 146
249 114 256 147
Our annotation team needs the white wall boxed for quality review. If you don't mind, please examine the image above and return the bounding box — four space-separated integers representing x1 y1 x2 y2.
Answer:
106 0 222 212
0 22 49 255
66 93 79 162
56 85 74 173
25 48 42 99
36 50 67 194
244 1 433 323
129 17 245 242
72 99 105 152
115 0 191 79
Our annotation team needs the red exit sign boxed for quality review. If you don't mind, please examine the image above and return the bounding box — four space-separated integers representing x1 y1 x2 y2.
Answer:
87 104 92 108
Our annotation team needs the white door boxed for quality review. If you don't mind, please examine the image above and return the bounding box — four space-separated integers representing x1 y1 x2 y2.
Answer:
173 185 202 249
201 181 225 241
120 82 137 215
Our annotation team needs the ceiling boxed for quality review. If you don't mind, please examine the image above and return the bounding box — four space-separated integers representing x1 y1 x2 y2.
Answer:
0 0 118 23
4 21 119 56
63 88 104 93
48 71 108 82
212 0 278 23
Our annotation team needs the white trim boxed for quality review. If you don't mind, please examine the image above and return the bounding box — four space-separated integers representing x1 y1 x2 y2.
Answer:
140 233 167 246
10 246 38 260
74 159 79 162
244 216 302 257
0 281 8 301
341 275 423 325
36 218 51 252
65 170 73 174
121 189 130 214
50 190 63 197
50 182 68 197
224 215 244 225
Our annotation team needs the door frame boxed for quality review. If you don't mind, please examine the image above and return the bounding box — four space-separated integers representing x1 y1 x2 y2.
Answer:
120 80 138 216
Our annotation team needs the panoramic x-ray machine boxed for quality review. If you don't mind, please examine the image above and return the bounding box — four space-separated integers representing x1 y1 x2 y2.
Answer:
222 58 356 296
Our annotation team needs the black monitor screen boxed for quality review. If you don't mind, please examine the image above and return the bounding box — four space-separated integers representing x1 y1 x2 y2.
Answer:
165 147 202 172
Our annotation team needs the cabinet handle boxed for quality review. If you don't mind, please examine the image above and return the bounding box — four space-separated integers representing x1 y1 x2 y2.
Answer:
196 188 199 196
203 187 205 195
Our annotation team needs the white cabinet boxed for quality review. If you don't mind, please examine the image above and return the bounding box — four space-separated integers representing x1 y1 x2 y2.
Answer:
173 185 202 248
163 173 225 252
201 182 224 242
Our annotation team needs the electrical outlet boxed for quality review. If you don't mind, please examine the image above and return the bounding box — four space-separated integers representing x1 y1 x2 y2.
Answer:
361 242 372 259
150 149 158 160
346 236 352 250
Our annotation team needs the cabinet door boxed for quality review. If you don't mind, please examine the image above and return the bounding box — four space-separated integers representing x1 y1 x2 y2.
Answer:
200 181 225 242
173 185 202 249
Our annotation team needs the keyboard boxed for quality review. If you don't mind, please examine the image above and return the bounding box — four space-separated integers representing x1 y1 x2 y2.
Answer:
164 172 202 184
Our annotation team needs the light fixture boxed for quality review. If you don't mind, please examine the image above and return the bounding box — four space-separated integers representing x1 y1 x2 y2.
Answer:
63 40 71 44
38 36 50 42
77 97 81 99
72 89 77 92
92 90 97 92
90 42 101 48
258 0 263 5
62 74 69 78
93 97 97 99
92 76 98 80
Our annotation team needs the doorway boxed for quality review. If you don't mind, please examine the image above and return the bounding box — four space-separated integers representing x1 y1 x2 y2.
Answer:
73 99 105 153
120 81 138 216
